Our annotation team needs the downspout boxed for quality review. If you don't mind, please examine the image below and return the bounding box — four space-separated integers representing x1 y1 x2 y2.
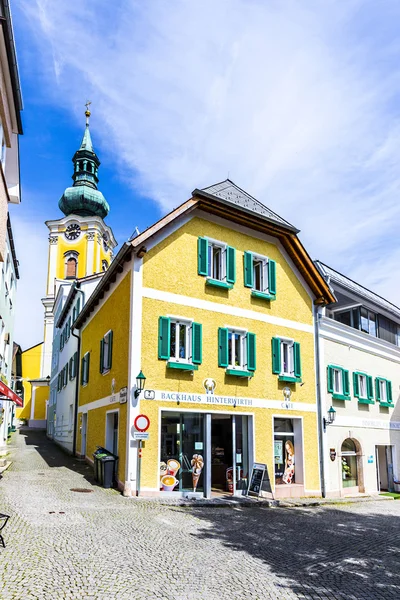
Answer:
314 303 326 498
71 287 85 457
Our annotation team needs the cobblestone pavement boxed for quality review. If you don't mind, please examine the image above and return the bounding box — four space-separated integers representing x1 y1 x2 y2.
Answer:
0 430 399 600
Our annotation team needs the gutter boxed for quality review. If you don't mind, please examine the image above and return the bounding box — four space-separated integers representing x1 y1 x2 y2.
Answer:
314 304 326 498
71 288 85 457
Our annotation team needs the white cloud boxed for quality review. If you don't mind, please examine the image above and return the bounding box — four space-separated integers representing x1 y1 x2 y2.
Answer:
10 210 48 350
17 0 400 307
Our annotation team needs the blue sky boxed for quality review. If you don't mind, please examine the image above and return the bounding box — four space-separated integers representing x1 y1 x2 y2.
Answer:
10 0 400 348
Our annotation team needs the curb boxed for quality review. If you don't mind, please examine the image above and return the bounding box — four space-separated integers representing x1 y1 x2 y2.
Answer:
0 460 12 475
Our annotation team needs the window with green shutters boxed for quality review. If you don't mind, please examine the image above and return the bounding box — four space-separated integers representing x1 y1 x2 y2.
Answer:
81 352 90 386
244 251 276 300
327 365 350 400
271 337 301 382
353 371 374 404
218 327 256 377
375 377 394 407
100 330 113 374
158 316 202 371
197 237 235 289
63 364 68 387
69 352 78 380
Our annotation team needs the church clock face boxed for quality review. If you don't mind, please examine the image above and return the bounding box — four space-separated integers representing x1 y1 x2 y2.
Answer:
65 223 81 240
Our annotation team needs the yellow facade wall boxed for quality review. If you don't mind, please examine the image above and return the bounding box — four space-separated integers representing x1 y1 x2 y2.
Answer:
77 271 131 483
142 216 313 325
56 236 88 280
17 343 43 420
34 386 49 420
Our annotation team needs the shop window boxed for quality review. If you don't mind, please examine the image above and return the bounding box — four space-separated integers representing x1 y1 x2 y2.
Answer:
341 438 358 488
327 365 350 400
353 371 374 404
218 327 256 377
160 412 204 493
197 237 235 289
274 419 295 485
100 330 113 373
375 377 393 407
243 251 276 300
81 352 90 385
158 317 202 371
271 337 301 383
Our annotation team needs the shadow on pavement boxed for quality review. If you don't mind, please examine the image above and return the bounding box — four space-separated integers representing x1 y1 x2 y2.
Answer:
182 501 400 599
18 428 100 488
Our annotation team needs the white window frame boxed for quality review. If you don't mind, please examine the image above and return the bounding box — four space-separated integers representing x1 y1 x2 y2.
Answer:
226 326 247 371
251 253 269 293
206 238 227 282
168 317 193 364
357 373 368 399
378 379 387 403
102 330 112 372
332 367 343 395
280 337 294 377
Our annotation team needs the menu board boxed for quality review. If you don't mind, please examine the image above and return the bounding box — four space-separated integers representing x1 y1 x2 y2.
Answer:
247 463 273 498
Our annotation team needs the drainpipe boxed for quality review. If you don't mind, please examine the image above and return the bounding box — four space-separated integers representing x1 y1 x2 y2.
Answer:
71 288 85 457
314 304 326 498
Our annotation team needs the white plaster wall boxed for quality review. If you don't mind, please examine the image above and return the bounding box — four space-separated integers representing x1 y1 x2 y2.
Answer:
320 317 400 495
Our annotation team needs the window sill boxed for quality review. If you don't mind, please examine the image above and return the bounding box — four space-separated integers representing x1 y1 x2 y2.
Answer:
167 361 198 371
357 398 374 405
278 375 301 383
379 401 394 408
226 368 253 378
251 290 276 301
332 393 351 401
101 369 111 376
206 278 233 290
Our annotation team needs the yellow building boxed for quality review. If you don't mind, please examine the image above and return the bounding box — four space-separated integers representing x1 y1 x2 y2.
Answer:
20 109 116 428
74 180 334 498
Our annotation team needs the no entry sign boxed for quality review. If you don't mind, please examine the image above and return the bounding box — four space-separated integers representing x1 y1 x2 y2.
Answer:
134 414 150 432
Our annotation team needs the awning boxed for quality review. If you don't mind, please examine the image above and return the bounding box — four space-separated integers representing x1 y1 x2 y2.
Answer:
0 380 23 407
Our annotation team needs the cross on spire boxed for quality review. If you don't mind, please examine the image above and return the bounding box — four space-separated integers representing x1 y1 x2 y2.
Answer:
85 100 91 126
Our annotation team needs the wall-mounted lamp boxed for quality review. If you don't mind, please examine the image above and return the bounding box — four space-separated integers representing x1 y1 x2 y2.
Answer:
323 406 336 431
134 371 146 398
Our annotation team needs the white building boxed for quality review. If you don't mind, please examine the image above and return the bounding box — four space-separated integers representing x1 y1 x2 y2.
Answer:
47 274 102 453
0 216 21 446
316 262 400 497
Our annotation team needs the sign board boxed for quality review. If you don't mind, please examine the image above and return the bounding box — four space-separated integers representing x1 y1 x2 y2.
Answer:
247 463 273 498
144 390 155 400
119 387 128 404
134 414 150 432
133 432 149 440
330 448 337 462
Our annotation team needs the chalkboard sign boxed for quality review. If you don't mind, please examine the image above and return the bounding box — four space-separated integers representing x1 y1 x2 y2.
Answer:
247 463 273 498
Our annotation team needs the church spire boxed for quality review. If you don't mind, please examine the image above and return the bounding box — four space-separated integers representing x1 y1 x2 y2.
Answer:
58 104 110 219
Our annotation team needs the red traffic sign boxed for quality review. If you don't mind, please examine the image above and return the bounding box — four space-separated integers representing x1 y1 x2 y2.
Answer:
134 414 150 432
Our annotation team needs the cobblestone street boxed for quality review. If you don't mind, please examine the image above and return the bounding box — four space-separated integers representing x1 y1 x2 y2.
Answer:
0 430 399 600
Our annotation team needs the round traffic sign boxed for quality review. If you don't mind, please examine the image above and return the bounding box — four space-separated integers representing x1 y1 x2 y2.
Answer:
134 414 150 432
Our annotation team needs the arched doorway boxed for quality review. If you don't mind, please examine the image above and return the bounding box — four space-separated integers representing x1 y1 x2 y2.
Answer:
341 438 363 493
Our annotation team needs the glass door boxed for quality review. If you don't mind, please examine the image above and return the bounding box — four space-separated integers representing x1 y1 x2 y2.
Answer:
234 415 249 494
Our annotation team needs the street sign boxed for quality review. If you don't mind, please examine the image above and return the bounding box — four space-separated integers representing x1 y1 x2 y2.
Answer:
144 390 155 400
134 414 150 432
133 432 149 441
119 387 128 404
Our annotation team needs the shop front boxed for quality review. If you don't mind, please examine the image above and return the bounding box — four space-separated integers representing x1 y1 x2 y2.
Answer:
159 410 253 497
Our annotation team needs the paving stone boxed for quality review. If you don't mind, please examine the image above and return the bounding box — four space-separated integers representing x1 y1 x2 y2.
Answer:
0 429 399 599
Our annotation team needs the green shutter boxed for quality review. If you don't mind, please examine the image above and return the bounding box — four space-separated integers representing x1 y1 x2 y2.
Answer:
271 337 281 374
100 339 104 373
343 369 350 397
226 246 236 284
353 372 359 398
244 252 253 288
375 378 381 402
73 307 76 322
387 380 393 404
107 331 113 370
218 328 229 368
158 317 170 360
86 353 90 384
198 237 208 276
367 375 374 401
327 366 334 393
293 342 301 378
81 357 85 385
69 357 73 380
77 297 81 314
268 260 277 295
192 322 202 365
247 332 256 372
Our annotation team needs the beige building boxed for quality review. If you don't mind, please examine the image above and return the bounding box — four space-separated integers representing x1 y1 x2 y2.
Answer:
316 263 400 497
